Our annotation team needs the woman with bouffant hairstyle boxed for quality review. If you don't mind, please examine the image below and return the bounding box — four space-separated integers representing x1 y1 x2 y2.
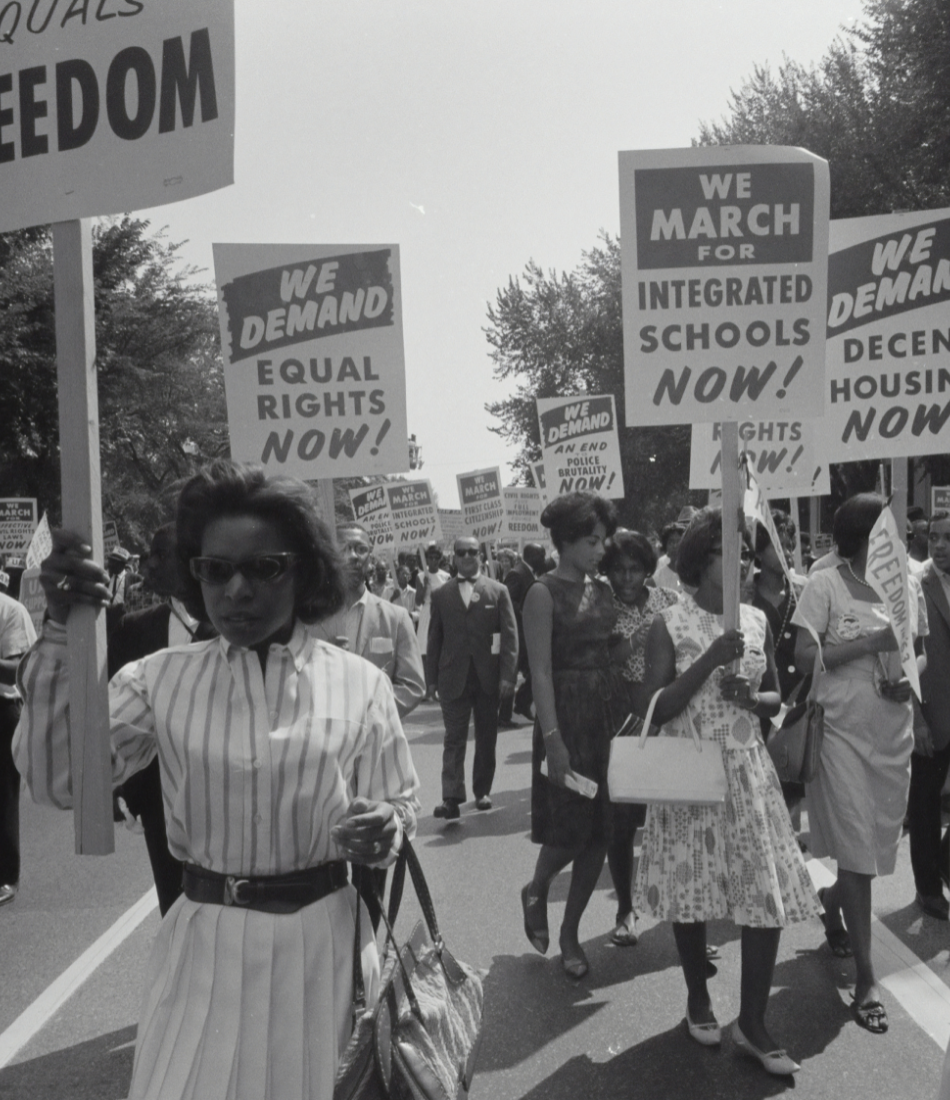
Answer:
521 492 627 980
15 460 420 1100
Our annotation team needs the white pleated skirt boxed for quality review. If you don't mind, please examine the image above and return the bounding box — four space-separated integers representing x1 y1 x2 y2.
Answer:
129 885 379 1100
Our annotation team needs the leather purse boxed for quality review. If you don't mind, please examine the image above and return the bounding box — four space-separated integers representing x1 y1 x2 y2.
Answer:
334 840 485 1100
607 690 728 806
767 649 824 784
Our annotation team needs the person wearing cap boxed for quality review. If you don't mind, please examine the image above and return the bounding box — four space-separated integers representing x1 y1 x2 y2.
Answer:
106 545 136 606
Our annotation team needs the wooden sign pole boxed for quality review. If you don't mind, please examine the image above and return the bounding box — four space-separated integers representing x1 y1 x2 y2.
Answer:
720 421 743 640
53 219 114 856
891 459 908 544
789 496 804 574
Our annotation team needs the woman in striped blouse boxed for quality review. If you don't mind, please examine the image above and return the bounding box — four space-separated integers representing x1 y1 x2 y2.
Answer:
14 461 421 1100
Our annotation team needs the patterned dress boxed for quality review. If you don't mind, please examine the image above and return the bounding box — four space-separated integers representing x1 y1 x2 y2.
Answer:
634 595 821 927
531 575 628 847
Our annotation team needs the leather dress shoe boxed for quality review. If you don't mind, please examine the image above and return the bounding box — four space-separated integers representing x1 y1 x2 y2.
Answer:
0 884 17 907
916 891 950 920
433 800 460 820
475 795 492 810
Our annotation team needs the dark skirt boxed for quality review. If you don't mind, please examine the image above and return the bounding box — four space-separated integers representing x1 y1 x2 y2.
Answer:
531 667 630 847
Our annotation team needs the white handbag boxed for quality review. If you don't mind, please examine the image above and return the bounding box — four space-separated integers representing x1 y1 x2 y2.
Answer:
607 689 728 806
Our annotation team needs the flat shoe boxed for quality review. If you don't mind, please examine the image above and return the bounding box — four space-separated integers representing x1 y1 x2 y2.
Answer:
521 884 548 954
818 887 853 957
610 912 639 947
732 1022 800 1075
560 945 589 980
685 1008 721 1046
851 997 888 1034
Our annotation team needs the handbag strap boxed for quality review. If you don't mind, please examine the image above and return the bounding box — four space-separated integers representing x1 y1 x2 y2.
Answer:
638 688 704 753
637 689 663 744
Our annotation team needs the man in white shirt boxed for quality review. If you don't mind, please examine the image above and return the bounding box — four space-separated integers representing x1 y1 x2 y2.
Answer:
0 561 38 906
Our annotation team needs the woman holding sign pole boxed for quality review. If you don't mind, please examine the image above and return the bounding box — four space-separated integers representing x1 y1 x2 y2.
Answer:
794 493 927 1036
636 508 820 1076
14 461 420 1100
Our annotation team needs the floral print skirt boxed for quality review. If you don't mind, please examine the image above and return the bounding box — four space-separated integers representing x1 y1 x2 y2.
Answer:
634 740 821 927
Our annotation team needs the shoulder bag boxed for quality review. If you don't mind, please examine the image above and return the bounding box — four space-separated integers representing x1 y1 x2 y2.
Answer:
334 840 485 1100
607 689 728 806
766 648 824 784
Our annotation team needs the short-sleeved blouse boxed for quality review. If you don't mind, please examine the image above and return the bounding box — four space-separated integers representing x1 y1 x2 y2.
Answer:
611 586 678 683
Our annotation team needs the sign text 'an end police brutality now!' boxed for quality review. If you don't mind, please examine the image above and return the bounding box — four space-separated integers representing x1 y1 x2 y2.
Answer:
619 146 829 428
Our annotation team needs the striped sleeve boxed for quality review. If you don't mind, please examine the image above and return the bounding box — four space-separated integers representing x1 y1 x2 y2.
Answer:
13 623 158 811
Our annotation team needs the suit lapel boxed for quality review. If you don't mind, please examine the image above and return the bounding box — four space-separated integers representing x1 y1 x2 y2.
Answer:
923 565 950 634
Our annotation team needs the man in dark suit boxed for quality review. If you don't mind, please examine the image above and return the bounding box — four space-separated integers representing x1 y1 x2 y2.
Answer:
911 511 950 919
428 536 518 818
109 524 216 916
498 542 547 726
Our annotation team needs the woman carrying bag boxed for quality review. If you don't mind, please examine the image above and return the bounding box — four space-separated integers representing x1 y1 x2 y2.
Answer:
635 508 821 1076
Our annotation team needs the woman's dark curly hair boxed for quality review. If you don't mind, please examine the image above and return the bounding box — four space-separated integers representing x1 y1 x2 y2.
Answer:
833 493 885 560
540 491 618 551
601 529 657 576
676 506 752 587
176 460 345 624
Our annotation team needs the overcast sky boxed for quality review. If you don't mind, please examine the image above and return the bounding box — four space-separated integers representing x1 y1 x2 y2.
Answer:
145 0 868 507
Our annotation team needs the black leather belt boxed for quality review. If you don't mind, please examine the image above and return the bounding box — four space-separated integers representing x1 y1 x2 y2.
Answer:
182 861 348 914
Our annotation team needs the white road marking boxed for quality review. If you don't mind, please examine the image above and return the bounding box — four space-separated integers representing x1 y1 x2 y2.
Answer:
0 887 158 1068
809 859 950 1049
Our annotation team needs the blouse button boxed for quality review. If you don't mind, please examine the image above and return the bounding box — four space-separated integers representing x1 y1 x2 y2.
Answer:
784 632 792 639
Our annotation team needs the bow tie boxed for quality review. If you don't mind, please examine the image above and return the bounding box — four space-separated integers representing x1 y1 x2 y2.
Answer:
459 577 477 584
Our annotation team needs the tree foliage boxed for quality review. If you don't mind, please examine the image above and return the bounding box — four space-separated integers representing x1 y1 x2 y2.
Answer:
485 236 699 534
0 217 228 550
486 0 950 527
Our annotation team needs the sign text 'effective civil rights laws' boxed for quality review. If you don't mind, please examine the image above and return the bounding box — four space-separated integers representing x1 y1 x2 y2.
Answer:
0 0 234 233
213 244 409 480
619 146 829 427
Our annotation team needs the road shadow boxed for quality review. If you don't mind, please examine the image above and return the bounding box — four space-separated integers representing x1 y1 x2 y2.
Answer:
0 1025 136 1100
879 899 950 973
417 786 534 844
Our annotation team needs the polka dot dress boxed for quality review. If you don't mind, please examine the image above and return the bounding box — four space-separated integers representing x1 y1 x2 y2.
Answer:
634 596 821 927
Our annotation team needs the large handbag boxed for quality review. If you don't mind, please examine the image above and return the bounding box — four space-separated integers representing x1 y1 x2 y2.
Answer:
334 839 485 1100
607 689 728 806
767 649 824 784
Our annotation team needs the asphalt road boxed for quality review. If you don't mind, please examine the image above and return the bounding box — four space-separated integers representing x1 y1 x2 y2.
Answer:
2 698 949 1099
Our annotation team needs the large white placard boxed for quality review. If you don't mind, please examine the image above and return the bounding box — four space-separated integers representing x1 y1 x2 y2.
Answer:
536 394 625 499
385 480 440 552
824 208 950 461
502 487 544 541
214 244 409 480
619 146 830 427
689 420 829 497
1 1 234 233
348 484 395 555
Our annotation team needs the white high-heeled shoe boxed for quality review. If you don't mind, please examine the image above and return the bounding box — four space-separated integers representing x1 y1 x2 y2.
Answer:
732 1022 800 1075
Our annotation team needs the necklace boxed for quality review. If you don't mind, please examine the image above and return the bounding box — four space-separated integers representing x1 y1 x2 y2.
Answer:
847 560 876 590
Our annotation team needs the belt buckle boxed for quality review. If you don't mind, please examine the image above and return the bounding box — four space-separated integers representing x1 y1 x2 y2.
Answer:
224 876 250 906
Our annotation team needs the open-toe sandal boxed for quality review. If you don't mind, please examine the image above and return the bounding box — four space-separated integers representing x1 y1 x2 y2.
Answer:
818 887 853 958
851 997 888 1034
561 944 589 980
610 911 639 947
521 884 549 955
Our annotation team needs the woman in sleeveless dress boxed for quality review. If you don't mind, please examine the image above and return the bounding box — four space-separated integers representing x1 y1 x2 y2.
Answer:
520 492 627 980
636 507 820 1076
794 493 927 1036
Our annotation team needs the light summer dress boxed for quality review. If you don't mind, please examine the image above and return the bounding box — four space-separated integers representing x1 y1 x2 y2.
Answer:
635 595 821 927
793 567 927 875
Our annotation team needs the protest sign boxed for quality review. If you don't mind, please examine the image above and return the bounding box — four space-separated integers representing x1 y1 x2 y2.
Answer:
102 519 120 556
933 487 950 513
536 394 625 499
502 487 544 541
619 146 830 427
824 208 950 461
690 420 829 497
437 509 465 551
457 467 506 540
25 513 52 571
530 461 548 503
865 507 921 699
386 480 440 552
214 244 409 480
348 484 395 555
19 567 46 636
0 1 234 234
0 499 37 558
